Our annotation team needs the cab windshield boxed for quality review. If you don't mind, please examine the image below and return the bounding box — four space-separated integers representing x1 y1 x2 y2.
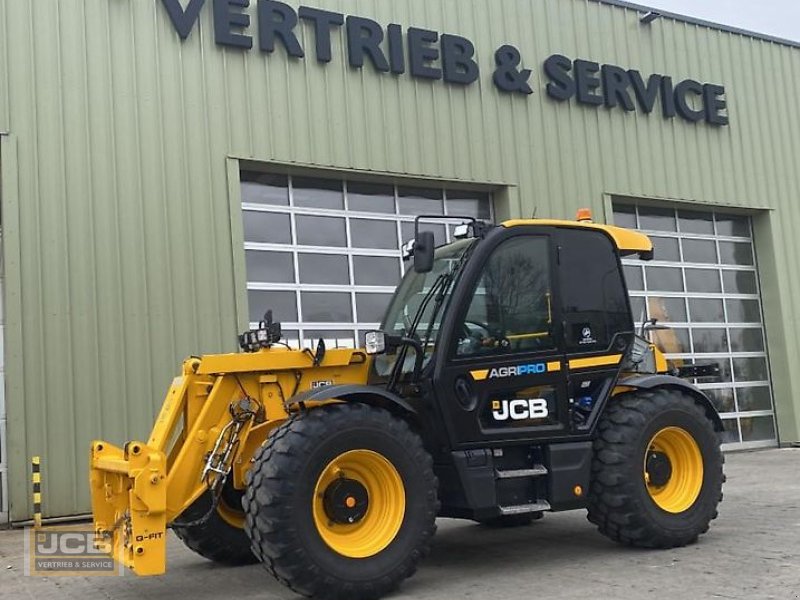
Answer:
374 238 475 376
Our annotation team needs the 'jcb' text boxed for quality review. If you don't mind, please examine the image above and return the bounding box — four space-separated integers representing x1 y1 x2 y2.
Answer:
492 399 549 421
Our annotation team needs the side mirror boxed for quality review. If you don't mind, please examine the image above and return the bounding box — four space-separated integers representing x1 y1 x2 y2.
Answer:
413 231 435 273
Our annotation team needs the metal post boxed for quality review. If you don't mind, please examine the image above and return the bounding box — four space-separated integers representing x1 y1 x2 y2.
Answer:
31 456 41 528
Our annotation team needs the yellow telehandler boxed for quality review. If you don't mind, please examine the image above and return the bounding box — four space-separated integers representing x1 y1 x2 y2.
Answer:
90 212 724 599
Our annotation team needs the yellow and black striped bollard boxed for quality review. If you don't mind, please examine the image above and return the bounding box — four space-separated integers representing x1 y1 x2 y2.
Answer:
32 456 42 529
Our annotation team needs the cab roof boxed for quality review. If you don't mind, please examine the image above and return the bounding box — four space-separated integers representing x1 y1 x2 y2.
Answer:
501 219 653 256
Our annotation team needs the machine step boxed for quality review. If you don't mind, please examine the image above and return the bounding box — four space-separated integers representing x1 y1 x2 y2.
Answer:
498 500 551 515
495 465 548 479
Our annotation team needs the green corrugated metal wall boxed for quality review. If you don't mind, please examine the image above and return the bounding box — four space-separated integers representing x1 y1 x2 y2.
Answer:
1 0 799 519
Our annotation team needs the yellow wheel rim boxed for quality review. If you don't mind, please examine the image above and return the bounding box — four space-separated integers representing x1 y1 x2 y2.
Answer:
312 449 406 559
644 426 704 514
216 497 245 529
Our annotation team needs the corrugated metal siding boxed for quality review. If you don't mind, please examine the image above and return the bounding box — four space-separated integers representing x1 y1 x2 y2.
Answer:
0 0 799 518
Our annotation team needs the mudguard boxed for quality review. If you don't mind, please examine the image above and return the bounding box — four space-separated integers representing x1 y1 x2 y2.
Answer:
618 374 724 431
286 384 417 416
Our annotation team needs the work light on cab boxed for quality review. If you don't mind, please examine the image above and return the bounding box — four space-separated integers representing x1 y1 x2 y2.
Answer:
365 331 386 355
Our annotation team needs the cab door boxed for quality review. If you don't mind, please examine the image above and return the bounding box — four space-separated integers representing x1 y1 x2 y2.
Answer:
556 228 635 432
432 229 570 448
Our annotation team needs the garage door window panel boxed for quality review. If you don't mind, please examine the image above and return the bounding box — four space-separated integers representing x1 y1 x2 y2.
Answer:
740 416 776 442
248 290 298 323
736 386 772 412
678 210 714 235
645 266 684 292
301 292 353 322
241 173 289 206
722 270 758 295
346 182 396 214
729 328 764 353
243 211 293 245
719 241 754 266
298 254 351 285
651 236 681 262
648 297 687 323
685 268 722 293
246 250 295 283
296 215 347 247
398 187 444 215
692 328 729 354
681 239 718 264
706 388 735 413
353 256 401 287
726 299 761 324
293 177 344 210
350 219 399 250
638 206 676 231
356 293 394 324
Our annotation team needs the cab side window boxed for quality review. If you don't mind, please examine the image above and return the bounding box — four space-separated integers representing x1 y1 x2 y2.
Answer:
456 236 555 357
558 229 633 351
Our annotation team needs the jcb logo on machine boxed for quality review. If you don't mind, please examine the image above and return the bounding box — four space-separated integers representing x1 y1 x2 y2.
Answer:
311 380 334 389
491 399 549 421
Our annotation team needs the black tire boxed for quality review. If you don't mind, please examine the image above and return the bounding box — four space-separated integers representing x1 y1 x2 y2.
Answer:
243 403 438 600
587 388 724 549
476 512 543 528
172 487 258 565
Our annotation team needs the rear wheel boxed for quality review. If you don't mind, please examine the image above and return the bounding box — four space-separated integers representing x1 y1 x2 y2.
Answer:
243 403 438 600
171 484 257 565
587 388 724 548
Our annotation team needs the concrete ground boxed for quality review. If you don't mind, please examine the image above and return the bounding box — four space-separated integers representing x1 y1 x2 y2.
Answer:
1 448 798 600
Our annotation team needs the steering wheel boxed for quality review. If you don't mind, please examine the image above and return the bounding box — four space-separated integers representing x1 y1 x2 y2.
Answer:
458 319 502 355
463 319 491 337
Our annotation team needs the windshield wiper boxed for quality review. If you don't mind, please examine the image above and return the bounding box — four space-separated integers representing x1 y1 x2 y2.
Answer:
387 243 476 392
387 272 448 391
418 242 477 352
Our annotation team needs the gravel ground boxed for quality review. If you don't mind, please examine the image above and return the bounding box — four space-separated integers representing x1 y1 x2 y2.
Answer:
1 448 798 600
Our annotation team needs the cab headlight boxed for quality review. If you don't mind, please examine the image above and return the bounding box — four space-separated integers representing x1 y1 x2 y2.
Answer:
364 331 386 355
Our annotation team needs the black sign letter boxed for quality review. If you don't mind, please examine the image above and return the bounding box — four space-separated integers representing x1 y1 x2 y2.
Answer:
441 34 479 85
257 0 304 58
161 0 207 40
601 64 634 111
574 59 603 106
661 76 676 118
703 83 729 126
629 70 661 113
674 79 705 122
213 0 252 49
408 28 441 80
346 16 390 72
298 7 344 63
387 24 406 74
544 54 575 101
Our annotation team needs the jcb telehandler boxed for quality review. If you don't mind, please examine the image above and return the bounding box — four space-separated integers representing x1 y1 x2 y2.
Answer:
90 212 724 600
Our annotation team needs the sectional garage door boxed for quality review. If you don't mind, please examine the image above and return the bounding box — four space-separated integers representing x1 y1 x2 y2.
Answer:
239 171 492 349
614 203 777 450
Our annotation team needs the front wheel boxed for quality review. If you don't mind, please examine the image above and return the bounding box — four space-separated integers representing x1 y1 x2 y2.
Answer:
243 403 438 600
587 388 724 548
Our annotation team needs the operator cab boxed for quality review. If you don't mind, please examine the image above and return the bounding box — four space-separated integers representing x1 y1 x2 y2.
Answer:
367 211 654 448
